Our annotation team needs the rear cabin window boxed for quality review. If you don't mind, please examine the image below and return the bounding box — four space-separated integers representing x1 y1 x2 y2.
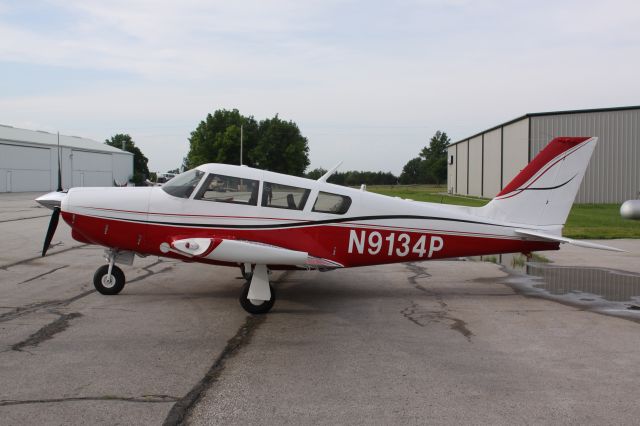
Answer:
262 182 311 211
162 169 204 199
312 191 352 214
195 173 259 206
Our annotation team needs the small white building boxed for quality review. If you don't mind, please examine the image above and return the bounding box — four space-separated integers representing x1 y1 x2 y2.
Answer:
0 124 133 193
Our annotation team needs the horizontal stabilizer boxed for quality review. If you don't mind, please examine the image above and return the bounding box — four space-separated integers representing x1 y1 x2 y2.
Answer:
514 229 625 252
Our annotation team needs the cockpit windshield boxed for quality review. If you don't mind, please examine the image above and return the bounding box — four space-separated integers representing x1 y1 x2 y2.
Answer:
162 169 204 198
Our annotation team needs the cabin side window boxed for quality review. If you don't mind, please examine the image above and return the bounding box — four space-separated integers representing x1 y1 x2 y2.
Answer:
261 182 311 210
312 191 352 214
194 173 259 206
162 169 204 199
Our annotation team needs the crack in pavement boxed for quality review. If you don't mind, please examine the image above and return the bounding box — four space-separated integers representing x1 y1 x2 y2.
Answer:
0 214 51 223
0 290 94 323
11 312 82 352
1 259 175 324
18 265 69 285
127 259 174 284
163 315 266 426
0 394 179 406
402 262 474 342
0 244 89 270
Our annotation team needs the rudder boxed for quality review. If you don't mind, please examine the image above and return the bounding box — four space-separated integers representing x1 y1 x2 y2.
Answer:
477 137 598 227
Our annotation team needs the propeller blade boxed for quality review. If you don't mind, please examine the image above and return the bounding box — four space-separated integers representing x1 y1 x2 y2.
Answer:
42 207 60 257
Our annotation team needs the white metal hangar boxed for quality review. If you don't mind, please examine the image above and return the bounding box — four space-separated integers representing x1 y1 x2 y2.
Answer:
447 106 640 204
0 124 133 193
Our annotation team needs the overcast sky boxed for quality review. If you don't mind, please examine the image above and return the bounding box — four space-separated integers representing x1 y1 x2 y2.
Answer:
1 0 639 174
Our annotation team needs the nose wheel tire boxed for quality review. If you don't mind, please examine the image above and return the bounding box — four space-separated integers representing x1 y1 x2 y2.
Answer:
93 264 126 295
239 281 275 314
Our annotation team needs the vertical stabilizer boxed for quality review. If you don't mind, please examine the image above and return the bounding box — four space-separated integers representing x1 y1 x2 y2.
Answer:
476 137 598 228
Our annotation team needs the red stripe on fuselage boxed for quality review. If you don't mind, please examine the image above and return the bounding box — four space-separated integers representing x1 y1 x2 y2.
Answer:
62 212 559 268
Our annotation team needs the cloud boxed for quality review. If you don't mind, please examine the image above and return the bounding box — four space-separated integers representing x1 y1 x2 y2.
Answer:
1 0 639 173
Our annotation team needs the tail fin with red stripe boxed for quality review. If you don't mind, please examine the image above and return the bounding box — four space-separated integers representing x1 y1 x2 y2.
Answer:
477 137 598 228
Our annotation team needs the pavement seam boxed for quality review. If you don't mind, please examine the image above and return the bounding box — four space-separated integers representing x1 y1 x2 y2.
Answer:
17 265 69 285
11 312 82 352
162 315 266 426
0 214 50 223
0 290 95 323
127 259 174 284
0 395 180 406
0 244 88 270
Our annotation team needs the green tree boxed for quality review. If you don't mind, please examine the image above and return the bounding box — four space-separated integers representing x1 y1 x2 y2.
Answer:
250 114 310 176
419 131 450 185
185 110 310 176
105 134 150 185
398 130 450 185
305 168 327 180
305 169 398 186
186 109 258 169
399 157 428 184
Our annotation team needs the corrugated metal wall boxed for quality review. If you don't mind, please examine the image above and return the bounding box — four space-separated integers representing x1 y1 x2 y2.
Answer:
530 110 640 203
0 143 51 192
0 141 134 192
447 146 456 193
468 135 483 196
501 118 530 187
482 128 502 197
448 118 529 198
456 140 469 195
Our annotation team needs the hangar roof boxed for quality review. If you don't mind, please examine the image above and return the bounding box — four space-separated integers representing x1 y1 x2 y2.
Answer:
450 105 640 147
0 124 133 155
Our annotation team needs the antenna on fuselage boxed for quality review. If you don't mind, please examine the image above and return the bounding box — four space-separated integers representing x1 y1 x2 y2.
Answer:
317 161 343 182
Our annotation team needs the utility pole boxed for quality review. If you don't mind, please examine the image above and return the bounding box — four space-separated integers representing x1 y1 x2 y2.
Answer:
240 124 243 166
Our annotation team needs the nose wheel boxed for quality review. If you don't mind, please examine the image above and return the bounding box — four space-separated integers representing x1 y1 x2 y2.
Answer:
93 265 126 295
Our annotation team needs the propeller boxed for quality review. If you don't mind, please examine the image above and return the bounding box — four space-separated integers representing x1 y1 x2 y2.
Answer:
39 132 65 256
42 207 60 256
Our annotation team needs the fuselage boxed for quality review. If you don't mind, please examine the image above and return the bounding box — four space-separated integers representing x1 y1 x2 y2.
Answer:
60 163 557 269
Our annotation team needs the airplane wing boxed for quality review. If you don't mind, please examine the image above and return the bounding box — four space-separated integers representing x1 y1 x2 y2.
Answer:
514 229 624 252
161 237 344 269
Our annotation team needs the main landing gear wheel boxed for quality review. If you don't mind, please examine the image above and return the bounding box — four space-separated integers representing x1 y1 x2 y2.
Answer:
239 281 275 314
93 264 126 295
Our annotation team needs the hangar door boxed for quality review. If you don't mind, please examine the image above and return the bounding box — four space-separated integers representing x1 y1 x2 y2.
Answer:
72 150 112 187
0 143 51 192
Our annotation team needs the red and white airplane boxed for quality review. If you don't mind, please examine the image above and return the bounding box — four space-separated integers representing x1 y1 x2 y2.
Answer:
36 136 620 314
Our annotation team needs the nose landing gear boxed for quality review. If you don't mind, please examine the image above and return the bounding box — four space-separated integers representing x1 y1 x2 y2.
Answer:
93 249 127 295
93 264 126 295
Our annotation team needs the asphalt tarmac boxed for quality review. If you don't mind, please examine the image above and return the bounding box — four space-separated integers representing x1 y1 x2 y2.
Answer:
1 192 639 425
